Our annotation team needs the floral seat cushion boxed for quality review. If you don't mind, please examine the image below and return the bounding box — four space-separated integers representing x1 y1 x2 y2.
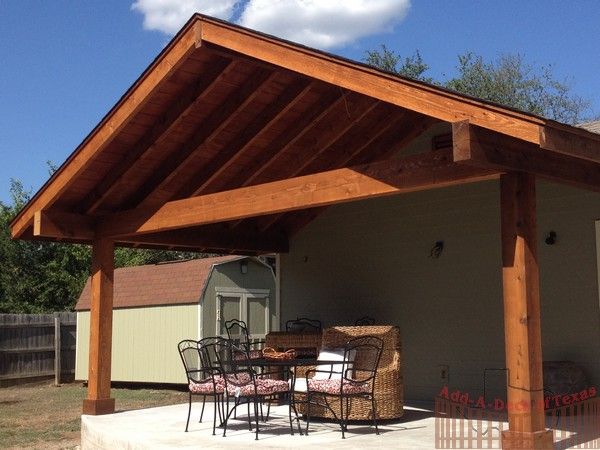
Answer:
189 376 225 394
233 349 263 361
308 378 369 395
227 378 289 397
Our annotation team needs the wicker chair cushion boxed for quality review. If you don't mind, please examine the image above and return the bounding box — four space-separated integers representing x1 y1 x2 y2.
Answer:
189 377 225 394
308 379 369 395
223 372 252 386
227 378 289 397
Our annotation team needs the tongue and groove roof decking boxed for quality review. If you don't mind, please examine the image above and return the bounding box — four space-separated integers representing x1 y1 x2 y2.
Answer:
10 14 600 254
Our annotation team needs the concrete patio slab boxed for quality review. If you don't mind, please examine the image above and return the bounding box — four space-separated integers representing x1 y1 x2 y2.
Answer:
81 403 440 449
81 401 597 449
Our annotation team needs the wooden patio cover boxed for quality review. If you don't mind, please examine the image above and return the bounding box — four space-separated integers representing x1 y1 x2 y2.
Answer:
10 14 600 449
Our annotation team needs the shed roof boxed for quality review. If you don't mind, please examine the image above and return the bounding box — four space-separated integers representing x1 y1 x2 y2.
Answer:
10 14 600 255
580 120 600 134
75 255 242 310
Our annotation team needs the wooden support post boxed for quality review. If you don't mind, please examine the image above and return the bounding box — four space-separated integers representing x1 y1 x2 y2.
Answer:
54 314 61 386
82 238 115 415
500 172 553 449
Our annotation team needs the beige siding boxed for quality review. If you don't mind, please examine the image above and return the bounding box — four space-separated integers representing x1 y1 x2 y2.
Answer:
75 304 198 383
281 180 600 402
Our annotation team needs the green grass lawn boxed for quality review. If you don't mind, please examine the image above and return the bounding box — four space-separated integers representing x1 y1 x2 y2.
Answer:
0 381 187 449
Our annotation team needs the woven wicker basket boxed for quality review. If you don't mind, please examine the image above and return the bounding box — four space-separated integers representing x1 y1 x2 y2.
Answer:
265 331 322 358
296 325 403 420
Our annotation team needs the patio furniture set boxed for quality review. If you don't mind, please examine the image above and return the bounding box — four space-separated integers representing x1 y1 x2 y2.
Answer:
178 318 402 440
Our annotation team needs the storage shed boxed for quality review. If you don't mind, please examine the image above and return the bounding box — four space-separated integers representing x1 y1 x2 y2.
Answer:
75 256 276 384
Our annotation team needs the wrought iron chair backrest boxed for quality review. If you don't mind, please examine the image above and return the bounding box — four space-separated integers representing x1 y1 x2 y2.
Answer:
342 335 384 385
285 317 322 332
213 338 257 388
197 336 229 371
178 339 210 384
354 316 375 326
224 318 251 348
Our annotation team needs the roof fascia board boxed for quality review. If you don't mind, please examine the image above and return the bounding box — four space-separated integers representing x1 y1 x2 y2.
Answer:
198 18 544 144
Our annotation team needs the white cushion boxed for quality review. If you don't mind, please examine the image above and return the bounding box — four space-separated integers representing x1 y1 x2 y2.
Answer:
314 348 355 380
290 377 308 392
289 348 357 392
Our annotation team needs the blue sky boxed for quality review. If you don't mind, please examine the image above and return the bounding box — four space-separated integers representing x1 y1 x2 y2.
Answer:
1 0 599 205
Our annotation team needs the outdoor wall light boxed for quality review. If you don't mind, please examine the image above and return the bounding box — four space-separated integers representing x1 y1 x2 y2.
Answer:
430 240 444 258
545 231 557 245
240 260 248 274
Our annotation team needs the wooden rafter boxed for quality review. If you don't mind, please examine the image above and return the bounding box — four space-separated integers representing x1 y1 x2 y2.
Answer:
453 121 600 192
174 79 315 199
259 113 438 233
233 91 348 190
78 56 235 214
127 68 278 210
94 149 498 238
282 98 380 176
198 19 545 144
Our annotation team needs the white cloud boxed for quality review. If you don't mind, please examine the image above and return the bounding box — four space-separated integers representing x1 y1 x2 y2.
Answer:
131 0 411 49
131 0 237 35
239 0 411 49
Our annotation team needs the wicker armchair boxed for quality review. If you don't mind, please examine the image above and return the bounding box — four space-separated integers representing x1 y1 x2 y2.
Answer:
297 325 403 420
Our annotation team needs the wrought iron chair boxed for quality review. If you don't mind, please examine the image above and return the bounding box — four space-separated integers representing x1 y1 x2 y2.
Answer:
304 335 384 439
285 317 322 332
224 319 264 360
177 338 225 435
354 316 375 326
216 339 300 440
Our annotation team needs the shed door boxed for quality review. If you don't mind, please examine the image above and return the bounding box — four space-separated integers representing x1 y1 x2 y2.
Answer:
216 289 270 341
217 294 242 336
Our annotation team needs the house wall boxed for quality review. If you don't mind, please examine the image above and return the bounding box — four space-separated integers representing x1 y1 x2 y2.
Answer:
75 304 198 383
280 180 600 402
202 259 277 337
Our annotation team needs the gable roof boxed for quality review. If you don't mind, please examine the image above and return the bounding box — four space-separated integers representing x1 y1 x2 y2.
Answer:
10 14 600 255
75 255 242 310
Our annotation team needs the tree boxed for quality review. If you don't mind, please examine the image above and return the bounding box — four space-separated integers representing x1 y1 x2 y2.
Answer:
364 48 593 124
365 46 432 83
0 180 207 313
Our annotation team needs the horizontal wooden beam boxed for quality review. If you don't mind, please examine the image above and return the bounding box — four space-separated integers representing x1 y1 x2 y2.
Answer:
540 124 600 164
11 21 203 239
32 211 286 253
119 227 288 253
453 121 600 192
34 211 95 240
96 149 498 238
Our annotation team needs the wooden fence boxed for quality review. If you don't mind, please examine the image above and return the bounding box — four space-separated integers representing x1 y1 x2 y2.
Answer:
435 396 600 449
0 312 76 386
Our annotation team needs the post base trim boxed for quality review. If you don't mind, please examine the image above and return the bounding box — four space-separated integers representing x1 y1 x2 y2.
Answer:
501 429 553 449
82 398 115 415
